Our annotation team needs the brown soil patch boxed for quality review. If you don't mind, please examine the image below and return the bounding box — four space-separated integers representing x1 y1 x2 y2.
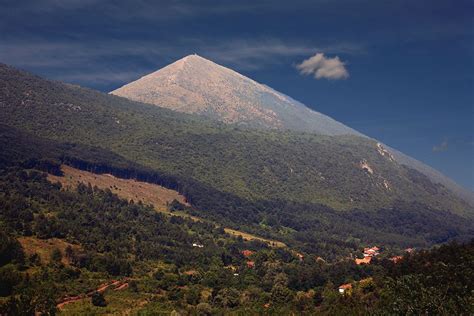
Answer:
48 165 189 212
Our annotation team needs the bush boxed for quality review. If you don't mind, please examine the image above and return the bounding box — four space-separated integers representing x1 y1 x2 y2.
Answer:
0 264 23 296
91 291 107 307
196 302 213 315
51 248 62 263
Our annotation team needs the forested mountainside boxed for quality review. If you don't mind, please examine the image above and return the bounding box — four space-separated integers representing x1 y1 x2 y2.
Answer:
0 140 472 314
2 125 473 257
110 55 473 206
1 63 473 252
0 63 471 214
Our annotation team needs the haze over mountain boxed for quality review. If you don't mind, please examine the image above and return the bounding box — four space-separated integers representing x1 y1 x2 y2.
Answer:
111 55 474 206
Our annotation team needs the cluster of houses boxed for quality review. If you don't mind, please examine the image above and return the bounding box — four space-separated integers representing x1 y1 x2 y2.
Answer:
354 246 380 265
340 247 415 294
354 246 415 265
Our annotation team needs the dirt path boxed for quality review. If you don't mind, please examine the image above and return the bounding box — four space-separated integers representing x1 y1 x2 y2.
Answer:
57 279 128 310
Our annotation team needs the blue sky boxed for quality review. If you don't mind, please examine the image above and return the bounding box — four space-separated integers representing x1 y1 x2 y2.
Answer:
1 0 473 190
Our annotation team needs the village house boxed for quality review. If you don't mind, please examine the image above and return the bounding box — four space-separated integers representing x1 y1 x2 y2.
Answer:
241 249 255 258
192 242 204 248
246 261 255 268
355 256 372 265
363 246 380 257
354 246 380 265
338 283 352 294
389 256 403 264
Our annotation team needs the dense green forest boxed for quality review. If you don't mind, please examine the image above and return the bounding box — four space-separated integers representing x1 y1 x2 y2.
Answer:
0 162 472 314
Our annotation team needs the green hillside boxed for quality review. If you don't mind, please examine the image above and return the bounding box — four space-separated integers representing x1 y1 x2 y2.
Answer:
0 63 473 252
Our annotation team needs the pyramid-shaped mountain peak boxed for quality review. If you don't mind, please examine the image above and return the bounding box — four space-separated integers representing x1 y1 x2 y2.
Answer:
111 55 359 135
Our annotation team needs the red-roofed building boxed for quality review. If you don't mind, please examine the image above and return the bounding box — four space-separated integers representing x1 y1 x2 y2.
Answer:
246 261 255 268
241 250 255 258
355 256 372 265
363 246 380 257
338 283 352 294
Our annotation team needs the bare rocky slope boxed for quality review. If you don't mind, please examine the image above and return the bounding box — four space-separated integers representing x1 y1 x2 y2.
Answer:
111 54 361 135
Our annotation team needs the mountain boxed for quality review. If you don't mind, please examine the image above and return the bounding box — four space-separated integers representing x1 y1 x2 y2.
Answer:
0 62 473 250
111 54 361 135
111 54 474 206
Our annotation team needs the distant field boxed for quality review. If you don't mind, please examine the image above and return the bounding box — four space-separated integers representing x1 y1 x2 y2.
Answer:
48 165 286 248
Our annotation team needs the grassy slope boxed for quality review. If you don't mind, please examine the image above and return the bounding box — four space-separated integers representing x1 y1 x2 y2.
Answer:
47 165 189 212
0 63 470 217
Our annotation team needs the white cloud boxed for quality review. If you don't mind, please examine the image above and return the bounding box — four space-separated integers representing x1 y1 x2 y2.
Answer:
296 53 349 80
433 138 449 152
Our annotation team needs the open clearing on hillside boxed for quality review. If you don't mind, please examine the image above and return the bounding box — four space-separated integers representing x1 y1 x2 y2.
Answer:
47 165 286 248
48 165 188 212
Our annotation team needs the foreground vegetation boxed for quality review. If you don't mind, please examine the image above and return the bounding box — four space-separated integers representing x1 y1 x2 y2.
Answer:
0 164 472 314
